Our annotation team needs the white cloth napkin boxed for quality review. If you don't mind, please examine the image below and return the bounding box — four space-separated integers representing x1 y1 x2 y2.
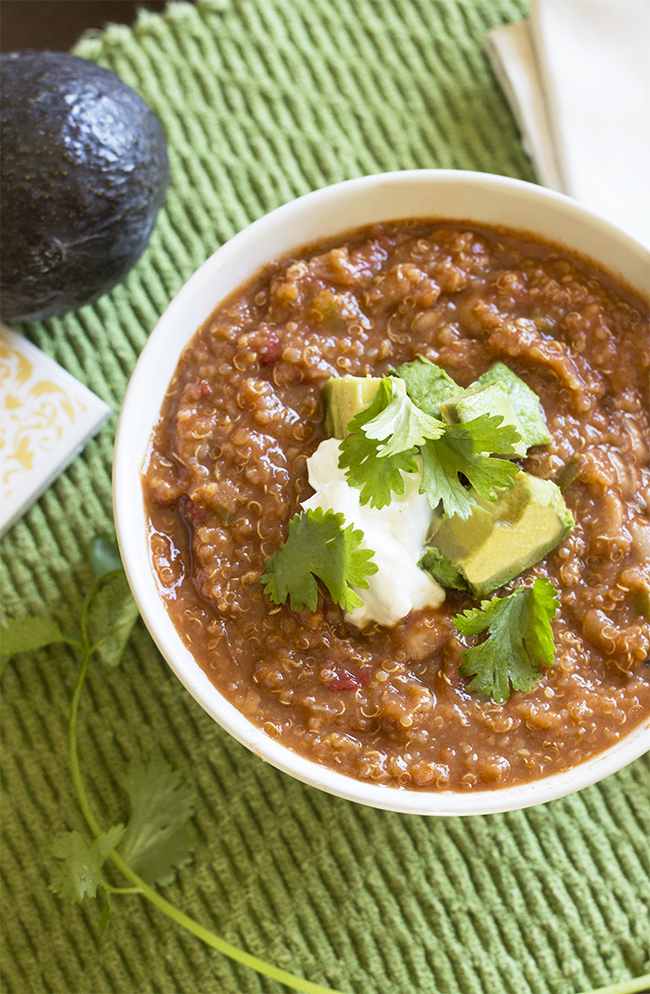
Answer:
486 0 650 249
0 325 112 537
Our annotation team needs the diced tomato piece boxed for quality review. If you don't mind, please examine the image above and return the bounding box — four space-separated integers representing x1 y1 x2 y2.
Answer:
259 332 282 365
182 496 206 521
327 666 363 691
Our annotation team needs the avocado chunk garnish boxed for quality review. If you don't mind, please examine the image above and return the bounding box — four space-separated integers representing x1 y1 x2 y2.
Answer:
476 362 552 449
420 471 574 599
438 381 528 457
323 374 383 438
322 360 569 601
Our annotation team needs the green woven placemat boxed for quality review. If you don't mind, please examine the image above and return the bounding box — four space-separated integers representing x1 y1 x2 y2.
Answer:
1 2 648 993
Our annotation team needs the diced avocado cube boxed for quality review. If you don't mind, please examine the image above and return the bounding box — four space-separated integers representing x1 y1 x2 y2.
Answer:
439 381 528 456
423 501 496 591
323 375 382 438
477 362 552 448
420 471 574 599
391 356 461 417
420 547 467 592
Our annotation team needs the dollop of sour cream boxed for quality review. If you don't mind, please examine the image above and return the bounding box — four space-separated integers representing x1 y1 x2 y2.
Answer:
302 438 445 628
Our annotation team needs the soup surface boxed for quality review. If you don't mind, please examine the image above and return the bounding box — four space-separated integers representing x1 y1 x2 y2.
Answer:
143 220 650 790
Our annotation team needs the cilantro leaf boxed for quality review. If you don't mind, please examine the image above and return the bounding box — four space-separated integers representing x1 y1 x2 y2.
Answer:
420 436 478 519
454 578 559 703
339 380 520 514
99 898 114 935
391 355 461 416
262 507 378 613
360 377 445 456
340 436 418 508
117 758 197 887
456 412 523 457
84 571 139 667
90 532 124 579
0 615 66 659
1 533 136 673
420 416 520 518
49 825 125 904
338 378 419 507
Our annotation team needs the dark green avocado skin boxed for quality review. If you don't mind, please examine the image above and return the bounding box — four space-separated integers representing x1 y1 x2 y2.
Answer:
1 50 170 322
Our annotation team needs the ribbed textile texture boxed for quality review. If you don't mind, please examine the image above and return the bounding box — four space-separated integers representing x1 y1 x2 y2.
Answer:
1 2 648 993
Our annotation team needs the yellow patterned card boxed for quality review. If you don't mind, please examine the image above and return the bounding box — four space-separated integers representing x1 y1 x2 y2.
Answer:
0 325 112 537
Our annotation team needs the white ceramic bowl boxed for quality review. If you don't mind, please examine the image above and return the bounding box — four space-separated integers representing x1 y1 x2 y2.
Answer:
114 170 650 815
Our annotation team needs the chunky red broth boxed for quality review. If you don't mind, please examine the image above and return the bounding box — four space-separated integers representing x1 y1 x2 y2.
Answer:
143 220 650 790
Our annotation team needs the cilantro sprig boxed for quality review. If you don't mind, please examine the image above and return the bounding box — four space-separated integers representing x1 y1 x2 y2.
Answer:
49 826 127 907
262 507 378 612
454 578 560 703
420 415 521 519
338 378 420 507
336 370 522 518
47 756 199 931
359 376 445 456
6 542 642 994
1 534 344 994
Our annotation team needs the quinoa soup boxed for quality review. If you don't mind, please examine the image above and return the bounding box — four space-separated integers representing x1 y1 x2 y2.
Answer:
143 220 650 791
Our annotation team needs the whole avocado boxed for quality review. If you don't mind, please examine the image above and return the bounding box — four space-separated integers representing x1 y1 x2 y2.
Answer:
1 50 169 322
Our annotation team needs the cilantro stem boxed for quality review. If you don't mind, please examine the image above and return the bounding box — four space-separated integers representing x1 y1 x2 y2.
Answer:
578 977 650 994
68 647 99 837
102 885 143 895
67 609 345 994
67 632 649 994
106 848 345 994
62 637 85 650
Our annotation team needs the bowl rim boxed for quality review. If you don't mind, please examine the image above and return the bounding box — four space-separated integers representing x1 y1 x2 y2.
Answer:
114 168 650 816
